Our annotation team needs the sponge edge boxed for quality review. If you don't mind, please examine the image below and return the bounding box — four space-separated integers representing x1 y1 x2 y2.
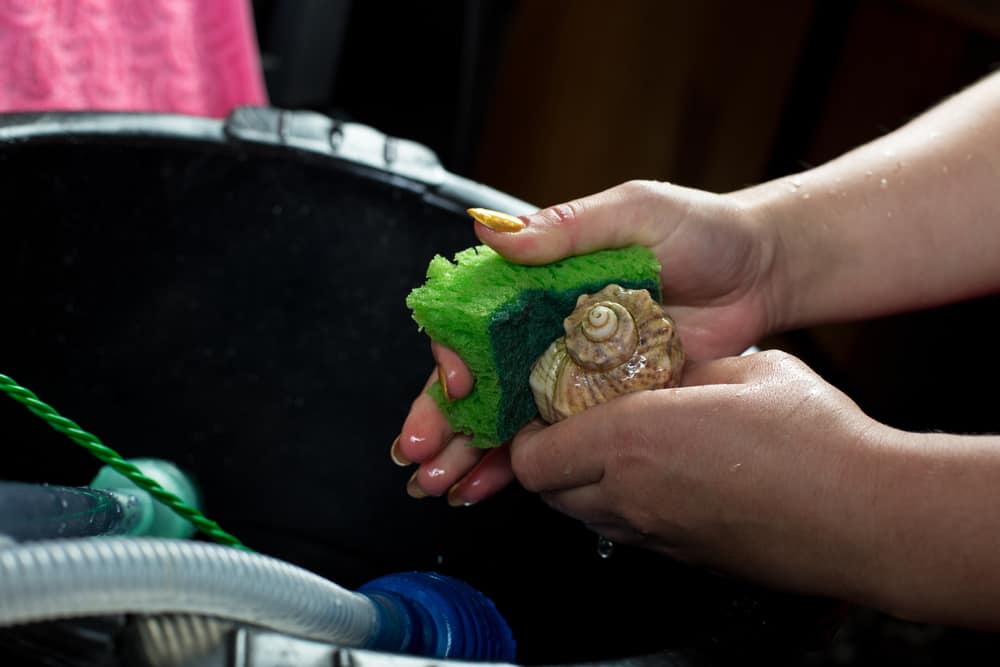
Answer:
406 245 662 448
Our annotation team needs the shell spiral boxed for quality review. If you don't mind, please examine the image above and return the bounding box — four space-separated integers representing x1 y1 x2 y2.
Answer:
529 284 684 424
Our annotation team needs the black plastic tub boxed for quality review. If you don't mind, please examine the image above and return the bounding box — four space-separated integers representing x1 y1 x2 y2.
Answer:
0 108 838 666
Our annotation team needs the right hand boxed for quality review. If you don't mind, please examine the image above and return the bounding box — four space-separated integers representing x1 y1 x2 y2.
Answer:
393 179 782 504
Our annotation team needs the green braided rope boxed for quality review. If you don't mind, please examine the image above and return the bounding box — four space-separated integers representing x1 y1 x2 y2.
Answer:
0 373 250 551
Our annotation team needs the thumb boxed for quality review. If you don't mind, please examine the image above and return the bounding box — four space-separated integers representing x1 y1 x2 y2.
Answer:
472 180 672 265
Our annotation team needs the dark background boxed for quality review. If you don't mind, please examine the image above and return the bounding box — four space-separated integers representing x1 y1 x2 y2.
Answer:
247 1 1000 664
2 2 998 666
252 0 1000 434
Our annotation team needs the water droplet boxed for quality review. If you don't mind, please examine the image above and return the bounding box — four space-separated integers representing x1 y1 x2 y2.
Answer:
941 165 949 174
436 554 444 565
597 535 615 559
880 178 888 189
865 170 873 178
801 193 811 200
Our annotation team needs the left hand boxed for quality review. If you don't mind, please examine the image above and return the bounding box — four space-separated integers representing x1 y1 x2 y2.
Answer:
394 343 514 505
510 349 890 604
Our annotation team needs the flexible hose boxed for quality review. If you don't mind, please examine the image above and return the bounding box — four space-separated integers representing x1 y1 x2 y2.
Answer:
0 374 247 550
0 481 149 540
0 538 380 648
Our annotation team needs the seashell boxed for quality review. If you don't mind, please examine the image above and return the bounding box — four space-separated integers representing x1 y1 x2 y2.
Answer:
529 284 684 423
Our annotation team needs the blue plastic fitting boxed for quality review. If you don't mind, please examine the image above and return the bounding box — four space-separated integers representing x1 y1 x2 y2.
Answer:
358 571 516 661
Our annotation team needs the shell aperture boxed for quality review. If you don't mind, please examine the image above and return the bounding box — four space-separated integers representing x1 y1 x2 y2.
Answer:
529 284 684 424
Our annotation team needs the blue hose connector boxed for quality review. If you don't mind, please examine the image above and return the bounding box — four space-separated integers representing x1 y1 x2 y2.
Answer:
359 571 516 661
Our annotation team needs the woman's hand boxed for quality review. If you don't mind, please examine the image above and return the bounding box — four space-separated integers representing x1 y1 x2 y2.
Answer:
511 349 889 605
393 343 515 505
394 179 783 504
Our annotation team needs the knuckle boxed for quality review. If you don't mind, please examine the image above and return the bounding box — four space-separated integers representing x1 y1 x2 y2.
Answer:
618 179 656 196
509 439 544 492
752 347 798 371
756 348 791 363
541 200 584 225
747 348 817 385
617 179 669 205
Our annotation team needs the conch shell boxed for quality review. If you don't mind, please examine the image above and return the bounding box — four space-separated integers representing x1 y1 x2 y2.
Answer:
529 284 684 423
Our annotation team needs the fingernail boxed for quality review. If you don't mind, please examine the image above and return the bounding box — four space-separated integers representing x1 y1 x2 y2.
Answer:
438 366 451 402
447 484 474 508
390 435 411 466
406 471 428 499
467 207 525 233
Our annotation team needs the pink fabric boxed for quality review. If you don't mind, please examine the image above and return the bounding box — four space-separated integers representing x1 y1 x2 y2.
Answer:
0 0 268 117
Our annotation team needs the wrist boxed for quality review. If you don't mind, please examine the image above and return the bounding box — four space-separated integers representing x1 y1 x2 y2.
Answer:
858 429 1000 629
726 179 801 337
822 421 914 614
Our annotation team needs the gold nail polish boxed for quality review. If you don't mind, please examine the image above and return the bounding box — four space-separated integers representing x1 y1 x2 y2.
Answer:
438 366 451 402
390 435 411 466
447 484 474 508
406 471 428 499
467 207 525 233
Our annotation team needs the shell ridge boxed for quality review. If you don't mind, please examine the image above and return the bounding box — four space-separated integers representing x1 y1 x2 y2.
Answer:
529 284 684 424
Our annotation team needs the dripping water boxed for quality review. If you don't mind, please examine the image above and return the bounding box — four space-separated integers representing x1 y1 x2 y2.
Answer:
596 535 615 559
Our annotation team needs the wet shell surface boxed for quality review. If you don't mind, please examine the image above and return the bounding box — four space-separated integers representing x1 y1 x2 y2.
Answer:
529 284 685 423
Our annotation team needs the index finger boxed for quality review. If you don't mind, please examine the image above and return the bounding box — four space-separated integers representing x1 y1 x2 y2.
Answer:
473 181 670 265
431 342 474 400
509 401 628 494
510 369 741 493
397 369 457 464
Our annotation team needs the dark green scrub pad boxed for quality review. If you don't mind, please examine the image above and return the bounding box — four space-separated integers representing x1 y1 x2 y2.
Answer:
406 245 662 448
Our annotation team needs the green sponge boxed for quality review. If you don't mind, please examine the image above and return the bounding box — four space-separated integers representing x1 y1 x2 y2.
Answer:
406 245 662 448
